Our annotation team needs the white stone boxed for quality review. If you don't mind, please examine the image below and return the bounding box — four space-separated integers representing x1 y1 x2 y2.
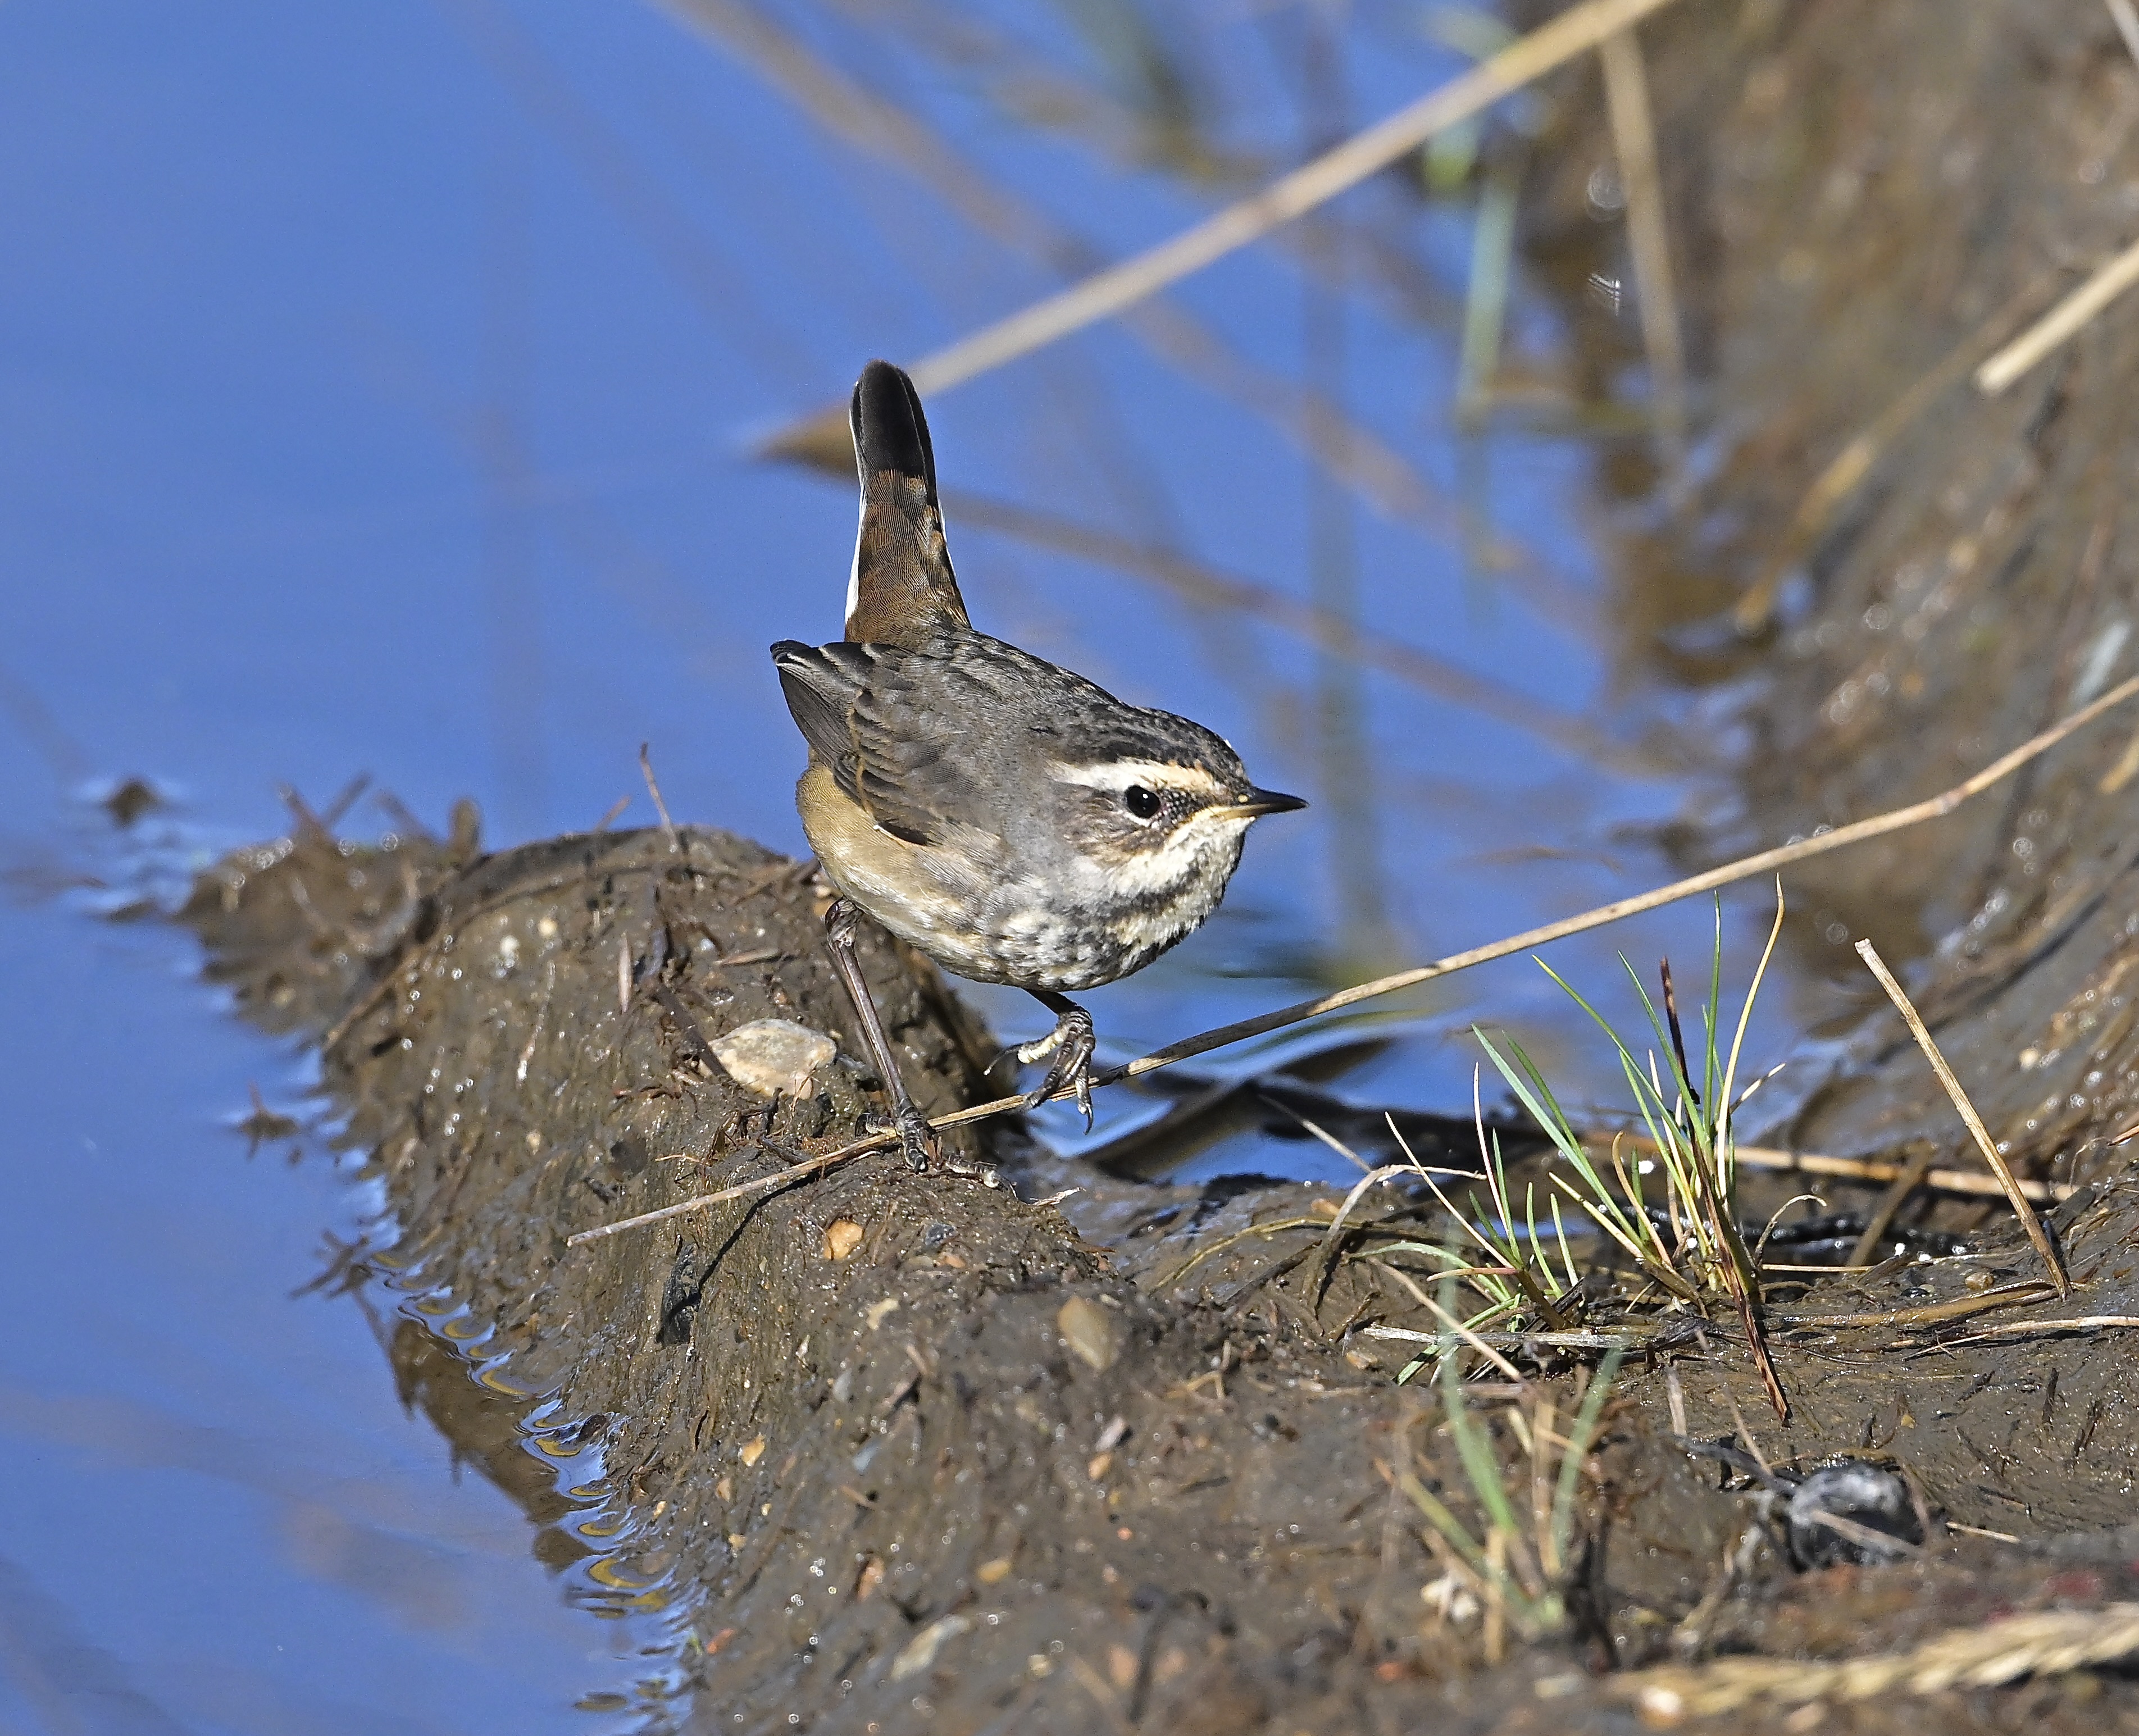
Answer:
708 1019 837 1097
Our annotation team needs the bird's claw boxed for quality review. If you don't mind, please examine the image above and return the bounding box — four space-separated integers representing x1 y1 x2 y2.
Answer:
867 1101 937 1172
1022 1008 1097 1131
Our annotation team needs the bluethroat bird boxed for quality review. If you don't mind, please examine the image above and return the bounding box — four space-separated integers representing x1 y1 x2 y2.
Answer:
772 361 1304 1169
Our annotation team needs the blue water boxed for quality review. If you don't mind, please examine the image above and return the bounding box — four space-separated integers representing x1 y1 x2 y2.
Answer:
0 3 1797 1728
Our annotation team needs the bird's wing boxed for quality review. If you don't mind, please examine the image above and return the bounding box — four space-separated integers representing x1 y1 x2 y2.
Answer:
770 639 977 847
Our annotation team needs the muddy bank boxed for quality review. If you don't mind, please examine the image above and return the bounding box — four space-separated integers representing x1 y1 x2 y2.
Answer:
177 1 2139 1729
182 794 2139 1735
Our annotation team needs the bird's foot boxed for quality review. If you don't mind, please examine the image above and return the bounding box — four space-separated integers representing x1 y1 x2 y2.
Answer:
1017 1006 1098 1128
866 1099 937 1173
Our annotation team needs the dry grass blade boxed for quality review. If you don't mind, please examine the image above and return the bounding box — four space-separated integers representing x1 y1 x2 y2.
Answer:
639 742 680 853
1955 1314 2139 1342
1157 1215 1329 1290
1977 234 2139 395
848 0 1696 396
1599 26 1686 476
1774 1281 2056 1333
1367 1325 1641 1350
1617 1603 2139 1721
1853 939 2068 1294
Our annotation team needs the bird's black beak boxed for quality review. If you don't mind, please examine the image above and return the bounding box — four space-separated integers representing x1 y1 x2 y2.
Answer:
1221 787 1308 819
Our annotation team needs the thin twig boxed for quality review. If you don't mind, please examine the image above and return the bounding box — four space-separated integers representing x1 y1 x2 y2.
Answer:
639 742 680 853
839 0 1695 396
1726 1141 2068 1204
566 1137 888 1244
1954 1314 2139 1342
567 679 2139 1243
1853 940 2068 1294
1977 235 2139 395
1599 25 1687 480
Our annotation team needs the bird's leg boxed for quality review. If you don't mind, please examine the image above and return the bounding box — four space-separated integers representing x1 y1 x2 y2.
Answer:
1016 989 1098 1127
823 899 935 1171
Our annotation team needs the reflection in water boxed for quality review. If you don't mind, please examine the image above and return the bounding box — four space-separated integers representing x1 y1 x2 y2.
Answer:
0 1552 193 1736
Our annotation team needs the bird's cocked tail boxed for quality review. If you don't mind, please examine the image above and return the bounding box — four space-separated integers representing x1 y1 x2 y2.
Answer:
844 361 971 647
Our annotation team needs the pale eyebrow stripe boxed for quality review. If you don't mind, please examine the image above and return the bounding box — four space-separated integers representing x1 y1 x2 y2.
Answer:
1050 760 1228 796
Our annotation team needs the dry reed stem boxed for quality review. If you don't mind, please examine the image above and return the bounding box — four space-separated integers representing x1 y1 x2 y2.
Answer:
1977 234 2139 395
951 492 1640 772
572 676 2139 1245
1598 26 1687 477
1157 1215 1333 1290
842 0 1696 397
1368 1325 1638 1349
1854 938 2068 1293
568 1139 891 1243
1617 1602 2139 1722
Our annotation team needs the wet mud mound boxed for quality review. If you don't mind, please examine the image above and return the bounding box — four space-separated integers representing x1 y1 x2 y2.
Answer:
181 798 2139 1735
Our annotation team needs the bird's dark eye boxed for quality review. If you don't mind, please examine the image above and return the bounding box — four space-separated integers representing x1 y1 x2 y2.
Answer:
1123 785 1162 820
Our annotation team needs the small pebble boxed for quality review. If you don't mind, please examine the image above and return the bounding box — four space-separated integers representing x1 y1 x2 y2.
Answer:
1786 1460 1922 1569
1058 1295 1118 1371
890 1614 971 1681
